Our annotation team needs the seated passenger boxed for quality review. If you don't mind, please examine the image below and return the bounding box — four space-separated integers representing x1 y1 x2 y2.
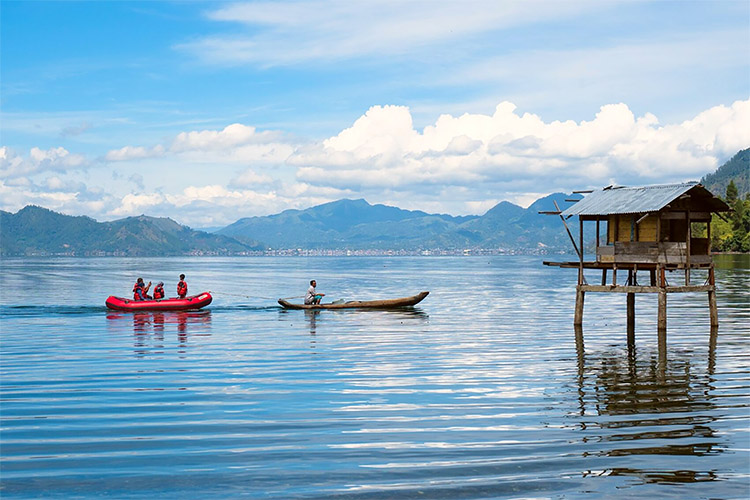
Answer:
177 274 188 299
133 278 152 301
153 282 165 300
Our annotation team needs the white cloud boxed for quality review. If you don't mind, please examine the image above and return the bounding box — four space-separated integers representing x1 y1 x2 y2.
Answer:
183 1 604 66
102 182 356 226
0 176 112 216
5 98 748 225
104 123 295 167
110 192 166 216
0 146 88 178
43 176 87 193
230 168 275 187
291 99 750 196
170 123 282 152
106 145 165 161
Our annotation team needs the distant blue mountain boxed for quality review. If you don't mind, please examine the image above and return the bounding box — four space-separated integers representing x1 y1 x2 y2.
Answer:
2 195 583 256
218 196 581 251
4 151 744 255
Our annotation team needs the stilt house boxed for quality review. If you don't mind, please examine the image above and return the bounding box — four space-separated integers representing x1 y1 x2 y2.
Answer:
544 182 730 331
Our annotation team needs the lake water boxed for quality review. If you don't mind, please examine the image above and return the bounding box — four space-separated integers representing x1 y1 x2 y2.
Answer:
1 255 748 499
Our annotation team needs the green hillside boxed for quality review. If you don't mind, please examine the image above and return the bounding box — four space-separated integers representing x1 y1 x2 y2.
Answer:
702 148 750 198
0 206 262 256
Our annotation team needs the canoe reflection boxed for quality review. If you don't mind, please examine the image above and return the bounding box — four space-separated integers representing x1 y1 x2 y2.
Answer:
279 307 429 337
571 326 722 485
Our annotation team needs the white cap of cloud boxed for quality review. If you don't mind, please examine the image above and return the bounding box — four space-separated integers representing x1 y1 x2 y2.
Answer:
172 123 263 152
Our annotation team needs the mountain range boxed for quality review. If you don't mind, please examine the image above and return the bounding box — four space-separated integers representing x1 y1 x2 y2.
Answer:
3 149 746 256
1 194 580 256
0 207 262 256
216 194 579 251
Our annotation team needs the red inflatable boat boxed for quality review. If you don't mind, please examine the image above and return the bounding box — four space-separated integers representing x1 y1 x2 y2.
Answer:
105 292 213 312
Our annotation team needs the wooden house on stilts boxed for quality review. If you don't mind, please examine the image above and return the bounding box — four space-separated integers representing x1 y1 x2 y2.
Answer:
544 182 730 336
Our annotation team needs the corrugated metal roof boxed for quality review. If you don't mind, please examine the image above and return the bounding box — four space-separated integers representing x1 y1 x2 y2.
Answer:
561 182 699 217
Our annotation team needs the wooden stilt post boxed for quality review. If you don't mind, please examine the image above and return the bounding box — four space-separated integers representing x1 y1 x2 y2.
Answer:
578 217 585 285
685 209 691 285
601 269 607 285
657 327 667 376
574 286 585 326
708 326 718 375
650 269 656 286
574 324 584 364
658 289 667 331
708 264 718 328
627 292 635 343
657 286 667 368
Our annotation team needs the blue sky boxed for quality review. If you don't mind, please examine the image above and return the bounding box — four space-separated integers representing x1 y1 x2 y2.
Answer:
1 0 749 227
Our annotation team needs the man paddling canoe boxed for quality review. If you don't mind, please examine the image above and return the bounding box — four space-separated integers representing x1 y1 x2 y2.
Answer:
304 280 325 305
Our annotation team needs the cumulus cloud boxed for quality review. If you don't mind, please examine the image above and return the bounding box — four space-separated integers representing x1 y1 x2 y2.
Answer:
5 98 748 225
0 175 112 216
0 146 88 178
110 192 167 216
291 99 750 196
104 123 294 166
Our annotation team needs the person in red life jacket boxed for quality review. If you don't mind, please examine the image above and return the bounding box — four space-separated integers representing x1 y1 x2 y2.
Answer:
133 278 152 301
177 274 188 299
153 281 165 300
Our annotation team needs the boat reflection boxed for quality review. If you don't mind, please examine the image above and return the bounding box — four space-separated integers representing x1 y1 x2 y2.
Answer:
107 309 212 331
107 310 212 354
304 310 319 336
571 325 722 484
279 307 429 338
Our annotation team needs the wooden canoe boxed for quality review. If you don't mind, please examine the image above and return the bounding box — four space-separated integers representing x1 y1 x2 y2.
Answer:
278 291 429 310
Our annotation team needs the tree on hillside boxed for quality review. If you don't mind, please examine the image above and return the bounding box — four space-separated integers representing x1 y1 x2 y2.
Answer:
726 180 738 204
701 148 750 199
711 181 750 252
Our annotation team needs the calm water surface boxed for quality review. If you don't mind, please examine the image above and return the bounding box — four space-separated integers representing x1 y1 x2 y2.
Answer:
1 255 748 499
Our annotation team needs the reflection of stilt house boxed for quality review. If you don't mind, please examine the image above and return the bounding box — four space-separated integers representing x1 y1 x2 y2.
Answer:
543 182 730 333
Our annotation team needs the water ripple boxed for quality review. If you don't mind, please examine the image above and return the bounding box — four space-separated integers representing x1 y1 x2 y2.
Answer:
1 255 748 499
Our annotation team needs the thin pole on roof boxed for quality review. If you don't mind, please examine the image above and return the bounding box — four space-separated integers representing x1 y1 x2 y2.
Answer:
553 200 581 259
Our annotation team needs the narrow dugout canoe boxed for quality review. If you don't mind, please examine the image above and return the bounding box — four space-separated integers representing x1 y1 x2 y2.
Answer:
105 292 213 312
278 291 429 310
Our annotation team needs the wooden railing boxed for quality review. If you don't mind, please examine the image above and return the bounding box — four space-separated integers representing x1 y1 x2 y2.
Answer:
596 238 710 265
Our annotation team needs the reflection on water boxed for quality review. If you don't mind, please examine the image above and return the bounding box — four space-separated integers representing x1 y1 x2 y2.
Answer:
106 310 212 356
0 256 747 499
572 325 724 485
304 309 319 335
106 309 212 333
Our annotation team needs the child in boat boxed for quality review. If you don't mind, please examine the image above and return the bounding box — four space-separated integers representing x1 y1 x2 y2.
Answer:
153 282 165 300
177 274 188 299
133 278 152 301
304 280 325 305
